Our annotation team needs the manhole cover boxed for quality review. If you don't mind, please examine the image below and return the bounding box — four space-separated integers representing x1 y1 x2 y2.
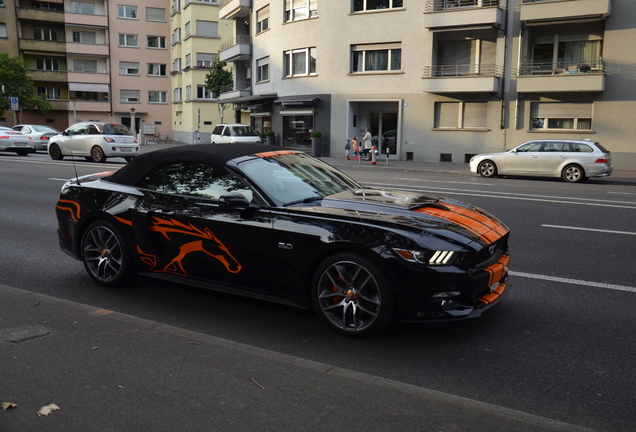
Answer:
0 325 52 343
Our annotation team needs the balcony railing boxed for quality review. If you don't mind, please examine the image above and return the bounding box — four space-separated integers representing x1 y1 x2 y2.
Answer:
220 34 251 52
423 64 503 77
220 80 250 95
518 60 605 76
425 0 504 13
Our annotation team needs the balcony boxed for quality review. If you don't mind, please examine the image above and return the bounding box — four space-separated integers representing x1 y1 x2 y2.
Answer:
49 100 111 112
16 7 64 23
424 0 506 30
67 72 110 84
66 42 109 56
64 12 108 27
19 39 66 53
520 0 611 24
218 80 252 102
219 0 251 20
27 70 69 82
219 35 252 63
423 64 503 93
517 60 605 92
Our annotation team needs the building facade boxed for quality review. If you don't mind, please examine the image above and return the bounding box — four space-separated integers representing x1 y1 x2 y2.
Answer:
1 0 172 139
217 0 636 170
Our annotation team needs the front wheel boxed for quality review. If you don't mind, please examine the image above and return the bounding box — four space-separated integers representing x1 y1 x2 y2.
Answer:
312 253 395 337
81 220 135 287
49 143 64 160
562 164 585 183
90 145 107 163
164 136 172 144
478 160 498 178
153 136 161 144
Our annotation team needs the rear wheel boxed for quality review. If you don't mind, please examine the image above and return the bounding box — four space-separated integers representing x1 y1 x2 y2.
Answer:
562 164 585 183
478 160 498 178
81 220 135 287
153 136 161 144
164 137 172 144
312 253 395 337
48 143 64 160
90 145 107 163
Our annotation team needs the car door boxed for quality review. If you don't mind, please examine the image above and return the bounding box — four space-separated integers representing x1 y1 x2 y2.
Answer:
131 161 278 293
63 124 89 155
535 141 567 175
502 142 541 174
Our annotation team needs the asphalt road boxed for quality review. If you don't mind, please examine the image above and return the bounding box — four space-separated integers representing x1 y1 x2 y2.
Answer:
1 151 635 431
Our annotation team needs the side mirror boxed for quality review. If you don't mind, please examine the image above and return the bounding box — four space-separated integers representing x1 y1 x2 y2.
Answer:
219 192 251 208
62 131 69 136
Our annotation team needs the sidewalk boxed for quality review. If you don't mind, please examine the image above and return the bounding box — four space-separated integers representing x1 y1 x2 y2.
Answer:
141 142 636 186
0 284 591 432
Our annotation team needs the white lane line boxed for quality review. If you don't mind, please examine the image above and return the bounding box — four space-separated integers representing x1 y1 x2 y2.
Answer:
542 224 636 236
510 271 636 294
393 177 492 186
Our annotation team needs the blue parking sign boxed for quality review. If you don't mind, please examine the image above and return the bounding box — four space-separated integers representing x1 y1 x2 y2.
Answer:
10 97 19 110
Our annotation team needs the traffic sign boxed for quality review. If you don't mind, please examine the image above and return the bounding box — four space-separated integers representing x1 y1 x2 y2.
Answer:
10 97 19 111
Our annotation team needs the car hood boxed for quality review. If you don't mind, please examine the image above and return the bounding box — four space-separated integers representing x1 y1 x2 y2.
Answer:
293 189 509 247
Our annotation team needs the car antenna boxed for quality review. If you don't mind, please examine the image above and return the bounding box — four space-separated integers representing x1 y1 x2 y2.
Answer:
70 151 81 186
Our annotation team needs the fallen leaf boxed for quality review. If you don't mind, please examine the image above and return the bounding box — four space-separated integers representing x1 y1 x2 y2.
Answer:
2 402 17 410
37 404 60 417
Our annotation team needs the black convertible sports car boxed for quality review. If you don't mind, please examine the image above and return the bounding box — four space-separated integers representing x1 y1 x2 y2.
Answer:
55 144 510 337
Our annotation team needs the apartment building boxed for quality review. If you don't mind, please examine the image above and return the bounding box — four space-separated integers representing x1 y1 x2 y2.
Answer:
217 0 636 170
169 0 233 144
1 0 171 138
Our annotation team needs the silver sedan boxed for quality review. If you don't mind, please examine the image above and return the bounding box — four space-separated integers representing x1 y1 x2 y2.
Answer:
0 126 34 156
469 139 613 183
13 124 60 152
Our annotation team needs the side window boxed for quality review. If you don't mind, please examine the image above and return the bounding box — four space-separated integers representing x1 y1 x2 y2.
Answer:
212 125 224 135
542 142 564 152
517 142 542 152
222 127 231 137
138 163 254 201
69 125 87 135
86 125 100 135
577 144 593 153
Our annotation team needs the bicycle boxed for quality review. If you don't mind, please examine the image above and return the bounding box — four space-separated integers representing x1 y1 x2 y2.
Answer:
153 133 172 144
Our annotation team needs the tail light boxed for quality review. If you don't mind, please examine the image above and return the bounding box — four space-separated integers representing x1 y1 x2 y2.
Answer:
595 158 609 164
104 137 115 143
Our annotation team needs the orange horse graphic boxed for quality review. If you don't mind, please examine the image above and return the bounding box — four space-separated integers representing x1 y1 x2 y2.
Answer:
136 216 242 277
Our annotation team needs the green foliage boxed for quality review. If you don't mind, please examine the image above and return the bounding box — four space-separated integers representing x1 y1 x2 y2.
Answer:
266 130 275 136
0 54 51 116
311 131 322 138
204 55 233 98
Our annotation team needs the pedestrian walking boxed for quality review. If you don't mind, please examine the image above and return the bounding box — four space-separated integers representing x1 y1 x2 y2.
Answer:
351 136 360 160
345 138 351 159
362 128 373 160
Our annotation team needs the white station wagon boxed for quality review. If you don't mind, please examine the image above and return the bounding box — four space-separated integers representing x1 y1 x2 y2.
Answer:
48 122 139 163
470 139 612 183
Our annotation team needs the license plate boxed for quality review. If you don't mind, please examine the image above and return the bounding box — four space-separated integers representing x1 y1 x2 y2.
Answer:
15 142 28 146
120 147 133 152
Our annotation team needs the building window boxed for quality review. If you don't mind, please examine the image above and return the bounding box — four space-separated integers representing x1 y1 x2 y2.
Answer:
285 0 317 22
173 0 181 13
283 114 314 147
37 87 61 100
434 102 488 129
119 34 139 47
256 5 270 33
527 32 603 75
435 38 496 76
71 1 95 14
120 89 140 102
353 0 402 12
148 63 167 76
196 53 215 67
147 36 166 49
196 20 218 38
120 61 140 75
284 47 316 77
34 28 58 41
351 43 401 73
173 58 181 72
185 53 191 68
173 28 181 44
35 57 59 71
257 57 270 82
0 23 6 38
118 5 138 19
530 103 593 131
185 21 191 38
174 88 182 102
73 31 96 43
197 85 214 100
185 85 192 101
149 91 167 103
74 59 97 72
146 7 166 22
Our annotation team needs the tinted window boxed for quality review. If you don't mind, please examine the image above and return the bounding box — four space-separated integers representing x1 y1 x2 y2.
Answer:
231 126 259 137
138 162 253 201
542 142 564 152
569 143 593 153
212 125 224 135
517 142 542 152
86 125 101 135
104 124 133 135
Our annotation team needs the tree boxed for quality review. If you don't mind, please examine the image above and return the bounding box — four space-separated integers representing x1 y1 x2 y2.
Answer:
0 54 51 118
204 54 233 123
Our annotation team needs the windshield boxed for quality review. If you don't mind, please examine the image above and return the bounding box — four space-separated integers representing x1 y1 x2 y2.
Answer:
232 126 259 137
104 124 133 135
239 152 362 205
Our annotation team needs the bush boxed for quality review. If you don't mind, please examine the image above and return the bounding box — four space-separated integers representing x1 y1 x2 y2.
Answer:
311 131 322 138
266 130 275 136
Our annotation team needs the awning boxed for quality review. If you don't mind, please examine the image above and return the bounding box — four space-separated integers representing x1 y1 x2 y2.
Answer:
23 50 66 57
274 97 319 107
69 83 109 92
43 0 63 3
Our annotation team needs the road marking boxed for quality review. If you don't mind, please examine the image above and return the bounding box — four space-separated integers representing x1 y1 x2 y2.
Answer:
542 224 636 236
394 177 492 186
510 271 636 294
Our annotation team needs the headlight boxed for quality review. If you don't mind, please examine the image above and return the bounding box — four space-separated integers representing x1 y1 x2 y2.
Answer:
393 248 457 266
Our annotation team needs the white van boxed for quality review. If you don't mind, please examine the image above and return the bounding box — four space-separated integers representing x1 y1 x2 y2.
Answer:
210 124 262 144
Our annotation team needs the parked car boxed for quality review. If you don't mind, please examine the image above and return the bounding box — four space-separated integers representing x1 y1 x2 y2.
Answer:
210 123 262 144
55 144 510 337
13 124 60 152
469 139 612 183
0 126 33 156
48 122 139 163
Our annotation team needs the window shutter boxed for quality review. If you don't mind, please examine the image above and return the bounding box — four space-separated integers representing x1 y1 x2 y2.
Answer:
435 102 459 128
196 20 218 37
533 103 593 118
463 103 488 128
146 7 166 21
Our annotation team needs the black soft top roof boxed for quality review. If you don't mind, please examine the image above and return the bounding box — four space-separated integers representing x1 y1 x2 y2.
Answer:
107 143 284 186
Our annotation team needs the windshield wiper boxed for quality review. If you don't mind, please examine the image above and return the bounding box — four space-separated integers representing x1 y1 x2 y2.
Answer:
284 196 323 206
